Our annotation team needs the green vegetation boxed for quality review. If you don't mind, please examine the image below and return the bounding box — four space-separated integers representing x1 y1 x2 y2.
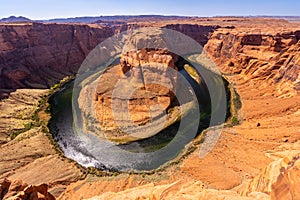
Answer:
48 76 75 94
226 81 242 127
231 116 240 126
9 76 74 141
10 105 42 140
10 122 35 140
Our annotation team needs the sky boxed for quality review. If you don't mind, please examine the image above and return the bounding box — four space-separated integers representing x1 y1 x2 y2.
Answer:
1 0 300 20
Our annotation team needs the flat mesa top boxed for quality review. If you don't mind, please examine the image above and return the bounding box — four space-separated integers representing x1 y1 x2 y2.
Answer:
0 17 300 33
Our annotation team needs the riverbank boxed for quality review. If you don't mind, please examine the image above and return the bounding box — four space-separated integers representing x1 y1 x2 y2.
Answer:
1 59 239 196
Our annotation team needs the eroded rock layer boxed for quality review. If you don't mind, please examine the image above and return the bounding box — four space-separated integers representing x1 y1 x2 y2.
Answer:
0 23 113 91
96 48 178 128
205 29 300 96
0 22 218 98
0 178 55 200
76 48 182 142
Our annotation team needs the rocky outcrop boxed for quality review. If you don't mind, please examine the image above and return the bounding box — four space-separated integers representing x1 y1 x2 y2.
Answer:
274 40 300 92
205 30 300 96
243 156 300 199
119 48 178 74
241 142 300 200
0 89 46 144
78 48 181 143
271 157 300 200
0 178 55 200
96 48 178 127
0 89 85 198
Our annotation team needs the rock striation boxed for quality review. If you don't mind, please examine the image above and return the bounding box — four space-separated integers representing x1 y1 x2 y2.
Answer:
0 22 217 98
96 48 178 128
241 142 300 200
0 23 114 92
77 48 182 143
0 178 55 200
86 180 269 200
205 30 300 96
164 24 219 47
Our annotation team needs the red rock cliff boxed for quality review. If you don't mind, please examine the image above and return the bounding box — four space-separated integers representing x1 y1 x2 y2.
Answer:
0 23 113 92
205 29 300 96
0 22 217 98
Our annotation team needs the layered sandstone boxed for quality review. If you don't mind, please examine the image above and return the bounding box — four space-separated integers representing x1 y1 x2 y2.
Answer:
241 142 300 199
0 23 113 92
77 48 181 143
0 178 55 200
0 21 217 99
87 181 269 200
96 48 178 128
0 89 85 198
204 29 300 97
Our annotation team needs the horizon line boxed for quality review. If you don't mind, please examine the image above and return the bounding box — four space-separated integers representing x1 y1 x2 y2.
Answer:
1 14 300 21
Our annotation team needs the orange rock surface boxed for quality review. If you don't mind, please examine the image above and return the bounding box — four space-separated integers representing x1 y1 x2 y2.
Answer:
96 49 178 130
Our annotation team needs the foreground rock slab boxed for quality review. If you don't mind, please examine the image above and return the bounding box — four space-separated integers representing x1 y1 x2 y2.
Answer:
0 178 55 200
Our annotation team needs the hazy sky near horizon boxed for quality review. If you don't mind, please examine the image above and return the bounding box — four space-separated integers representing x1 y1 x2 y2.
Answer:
1 0 299 20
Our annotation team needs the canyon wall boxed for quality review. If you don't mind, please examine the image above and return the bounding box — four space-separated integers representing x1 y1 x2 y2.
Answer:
163 24 218 46
0 22 218 98
205 29 300 96
2 20 298 98
0 23 113 94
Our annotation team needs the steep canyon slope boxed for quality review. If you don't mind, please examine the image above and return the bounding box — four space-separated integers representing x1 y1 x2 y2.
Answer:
0 21 217 98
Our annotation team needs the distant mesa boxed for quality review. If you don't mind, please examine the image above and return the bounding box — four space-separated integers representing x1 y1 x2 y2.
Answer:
0 16 31 23
43 15 189 23
93 19 127 26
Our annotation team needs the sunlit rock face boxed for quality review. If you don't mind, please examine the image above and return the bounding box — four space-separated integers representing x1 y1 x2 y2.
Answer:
241 142 300 200
78 48 181 143
96 49 179 137
205 30 300 97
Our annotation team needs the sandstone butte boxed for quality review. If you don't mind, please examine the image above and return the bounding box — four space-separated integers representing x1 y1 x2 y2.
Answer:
0 17 299 199
77 48 182 143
